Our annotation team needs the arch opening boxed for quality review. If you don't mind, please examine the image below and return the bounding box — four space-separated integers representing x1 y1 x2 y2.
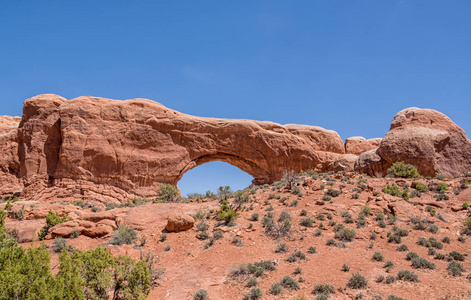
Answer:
177 161 254 197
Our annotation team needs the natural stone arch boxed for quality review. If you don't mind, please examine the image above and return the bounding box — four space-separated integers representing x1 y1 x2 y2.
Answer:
176 152 270 186
6 94 355 202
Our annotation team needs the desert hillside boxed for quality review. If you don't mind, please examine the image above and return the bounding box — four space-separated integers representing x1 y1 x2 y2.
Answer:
2 169 471 300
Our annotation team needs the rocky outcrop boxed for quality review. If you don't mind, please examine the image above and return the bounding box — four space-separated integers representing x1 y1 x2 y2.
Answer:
0 95 470 202
4 94 354 202
345 137 382 155
355 108 471 177
0 116 22 197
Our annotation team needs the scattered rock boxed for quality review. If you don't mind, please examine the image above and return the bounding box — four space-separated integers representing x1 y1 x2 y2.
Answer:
165 214 195 232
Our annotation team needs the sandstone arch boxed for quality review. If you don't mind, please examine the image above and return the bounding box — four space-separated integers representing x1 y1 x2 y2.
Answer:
1 94 469 202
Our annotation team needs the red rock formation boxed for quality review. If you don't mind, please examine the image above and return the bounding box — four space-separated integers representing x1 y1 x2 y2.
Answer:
1 95 470 202
355 108 471 177
0 116 22 197
11 94 352 202
345 136 382 155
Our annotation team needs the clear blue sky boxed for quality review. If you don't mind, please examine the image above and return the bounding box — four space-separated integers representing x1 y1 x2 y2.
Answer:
1 1 470 196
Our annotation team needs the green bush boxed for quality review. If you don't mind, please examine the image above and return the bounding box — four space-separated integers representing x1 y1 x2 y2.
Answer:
269 283 283 295
447 261 466 276
243 288 262 300
38 211 72 240
300 217 315 227
382 184 410 199
52 237 74 253
372 252 384 262
194 289 209 300
156 183 180 202
312 283 335 295
396 270 418 282
0 231 158 300
387 162 420 178
111 225 138 245
414 182 429 192
275 243 289 253
411 257 436 269
334 228 356 242
347 273 368 289
280 275 300 290
216 201 238 225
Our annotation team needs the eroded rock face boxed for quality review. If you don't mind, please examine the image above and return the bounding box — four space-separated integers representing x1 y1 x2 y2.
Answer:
345 137 382 155
355 108 471 177
11 94 351 202
0 95 470 202
0 116 22 197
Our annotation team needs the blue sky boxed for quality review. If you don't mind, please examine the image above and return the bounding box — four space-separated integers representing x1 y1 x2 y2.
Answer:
1 1 470 196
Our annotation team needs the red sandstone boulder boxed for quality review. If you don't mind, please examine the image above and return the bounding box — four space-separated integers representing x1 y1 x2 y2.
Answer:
345 136 382 155
165 214 194 232
355 108 471 177
5 219 45 242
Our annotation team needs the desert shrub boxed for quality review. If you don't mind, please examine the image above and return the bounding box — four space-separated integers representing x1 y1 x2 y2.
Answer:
300 209 307 216
326 189 340 197
197 221 209 232
360 206 371 216
312 283 335 295
414 182 429 192
264 212 293 239
217 201 238 225
281 275 300 290
282 170 299 187
448 251 466 261
293 267 302 275
230 260 275 280
269 283 283 295
396 270 418 282
405 251 419 261
217 186 233 201
194 289 209 300
387 162 420 178
383 184 409 199
232 236 243 247
275 243 289 253
352 193 359 199
278 210 291 222
434 253 446 260
428 224 438 233
160 233 167 242
348 273 368 289
300 217 315 227
156 183 180 202
372 252 384 262
411 257 436 269
38 211 72 240
384 260 394 268
434 192 449 201
342 264 350 272
385 275 396 284
308 246 317 254
213 230 223 240
335 228 356 242
356 217 366 228
52 237 74 253
70 230 81 239
322 194 332 201
417 237 443 249
287 251 306 263
410 190 421 198
111 225 138 245
246 277 258 288
243 288 262 300
448 261 466 276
